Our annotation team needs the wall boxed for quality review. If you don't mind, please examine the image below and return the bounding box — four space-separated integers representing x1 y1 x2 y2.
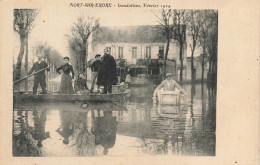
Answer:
90 41 185 65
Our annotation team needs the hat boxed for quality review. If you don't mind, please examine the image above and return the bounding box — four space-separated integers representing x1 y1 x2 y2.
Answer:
166 73 173 77
95 54 101 58
64 56 70 60
104 48 109 53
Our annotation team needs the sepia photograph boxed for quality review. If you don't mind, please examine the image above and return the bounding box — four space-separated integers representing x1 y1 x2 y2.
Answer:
0 0 258 164
12 8 218 157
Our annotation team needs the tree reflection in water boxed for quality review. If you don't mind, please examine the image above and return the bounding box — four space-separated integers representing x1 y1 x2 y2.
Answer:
70 111 96 156
62 109 118 156
13 111 42 156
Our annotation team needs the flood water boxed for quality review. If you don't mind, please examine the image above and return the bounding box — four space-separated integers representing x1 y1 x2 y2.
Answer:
13 83 216 157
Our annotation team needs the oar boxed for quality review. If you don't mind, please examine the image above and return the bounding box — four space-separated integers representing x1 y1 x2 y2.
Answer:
13 65 52 85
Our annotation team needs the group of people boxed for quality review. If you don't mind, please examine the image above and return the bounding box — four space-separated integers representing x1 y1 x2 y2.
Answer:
29 48 117 95
29 48 188 98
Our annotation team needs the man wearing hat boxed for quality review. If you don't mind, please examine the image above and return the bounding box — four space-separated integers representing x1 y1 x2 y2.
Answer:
97 48 117 94
153 73 187 101
28 55 50 94
90 54 102 92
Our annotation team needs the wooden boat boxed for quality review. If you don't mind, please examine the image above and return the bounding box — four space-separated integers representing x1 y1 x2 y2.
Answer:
155 90 187 105
14 91 128 103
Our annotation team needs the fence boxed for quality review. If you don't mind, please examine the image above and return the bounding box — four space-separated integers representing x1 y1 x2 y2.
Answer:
46 62 60 92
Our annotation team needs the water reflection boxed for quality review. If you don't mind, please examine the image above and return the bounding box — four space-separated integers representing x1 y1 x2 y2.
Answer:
13 83 216 156
13 111 42 156
94 111 117 155
56 110 74 145
72 111 96 156
32 110 50 147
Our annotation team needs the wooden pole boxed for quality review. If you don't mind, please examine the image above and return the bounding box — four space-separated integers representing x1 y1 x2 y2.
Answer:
13 65 51 84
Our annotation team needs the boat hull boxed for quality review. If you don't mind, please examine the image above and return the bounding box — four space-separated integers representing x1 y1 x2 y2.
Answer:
13 92 128 103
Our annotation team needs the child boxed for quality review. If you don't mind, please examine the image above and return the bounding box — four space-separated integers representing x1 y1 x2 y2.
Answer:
74 73 89 94
125 68 131 88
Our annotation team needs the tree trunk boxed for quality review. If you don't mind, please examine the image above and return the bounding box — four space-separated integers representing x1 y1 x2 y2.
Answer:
24 35 29 92
179 43 183 85
15 35 26 91
76 56 79 74
164 34 170 79
80 53 85 73
201 82 205 130
208 57 212 81
201 45 206 82
81 40 87 74
85 43 88 89
191 47 195 83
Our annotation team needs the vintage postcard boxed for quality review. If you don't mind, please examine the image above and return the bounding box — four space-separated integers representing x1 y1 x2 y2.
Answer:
0 0 259 164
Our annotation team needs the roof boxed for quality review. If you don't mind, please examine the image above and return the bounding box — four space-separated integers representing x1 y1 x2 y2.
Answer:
92 25 168 44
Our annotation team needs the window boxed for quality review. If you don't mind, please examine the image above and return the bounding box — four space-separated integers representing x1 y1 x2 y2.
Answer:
118 47 123 59
159 46 164 59
132 47 137 59
106 47 111 54
145 46 151 59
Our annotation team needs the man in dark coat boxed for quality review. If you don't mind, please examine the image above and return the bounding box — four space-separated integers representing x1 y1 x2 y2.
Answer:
97 49 117 94
28 56 50 94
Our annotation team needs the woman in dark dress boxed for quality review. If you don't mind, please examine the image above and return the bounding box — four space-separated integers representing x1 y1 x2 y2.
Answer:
56 57 75 94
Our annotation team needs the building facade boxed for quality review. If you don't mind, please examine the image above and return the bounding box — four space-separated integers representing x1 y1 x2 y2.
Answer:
88 25 189 82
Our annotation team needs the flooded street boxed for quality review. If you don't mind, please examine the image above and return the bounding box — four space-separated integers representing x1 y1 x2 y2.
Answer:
13 83 216 157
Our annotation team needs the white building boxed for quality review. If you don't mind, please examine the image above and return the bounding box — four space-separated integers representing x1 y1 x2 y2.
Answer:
88 25 189 82
89 26 187 65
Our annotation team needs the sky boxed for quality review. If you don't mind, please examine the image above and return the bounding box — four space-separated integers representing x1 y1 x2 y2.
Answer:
13 8 159 62
13 8 200 63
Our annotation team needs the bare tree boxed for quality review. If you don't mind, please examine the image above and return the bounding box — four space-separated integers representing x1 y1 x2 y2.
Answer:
13 9 38 90
198 10 210 83
66 15 99 82
172 10 188 85
154 9 172 78
67 36 83 73
34 42 63 66
186 10 204 83
205 11 218 87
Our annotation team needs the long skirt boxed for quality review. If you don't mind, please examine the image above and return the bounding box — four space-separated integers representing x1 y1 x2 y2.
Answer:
59 74 74 94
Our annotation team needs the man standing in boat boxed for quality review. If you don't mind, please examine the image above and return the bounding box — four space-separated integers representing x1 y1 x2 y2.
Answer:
97 49 117 94
90 54 102 93
153 73 187 102
28 55 50 94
